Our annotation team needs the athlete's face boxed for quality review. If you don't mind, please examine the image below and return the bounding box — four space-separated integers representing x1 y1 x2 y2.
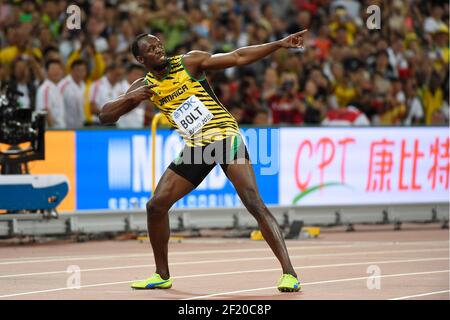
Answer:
137 36 167 69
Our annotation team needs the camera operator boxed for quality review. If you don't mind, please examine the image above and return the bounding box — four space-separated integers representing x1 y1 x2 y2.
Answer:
36 59 65 128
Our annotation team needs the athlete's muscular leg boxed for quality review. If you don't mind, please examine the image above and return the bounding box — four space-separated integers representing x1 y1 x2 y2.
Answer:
225 160 297 277
146 168 195 279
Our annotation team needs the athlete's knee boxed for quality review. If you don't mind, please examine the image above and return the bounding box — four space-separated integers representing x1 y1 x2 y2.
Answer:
240 187 267 216
146 196 169 218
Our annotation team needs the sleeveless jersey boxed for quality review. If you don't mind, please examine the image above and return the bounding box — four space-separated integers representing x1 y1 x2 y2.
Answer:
144 55 240 147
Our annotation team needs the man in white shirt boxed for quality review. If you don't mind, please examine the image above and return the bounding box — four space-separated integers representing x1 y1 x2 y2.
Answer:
58 59 87 129
424 5 446 34
116 64 149 128
322 105 370 126
404 80 424 125
89 63 127 124
36 60 66 128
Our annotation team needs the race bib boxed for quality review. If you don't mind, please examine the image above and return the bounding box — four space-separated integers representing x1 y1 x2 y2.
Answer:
171 95 214 137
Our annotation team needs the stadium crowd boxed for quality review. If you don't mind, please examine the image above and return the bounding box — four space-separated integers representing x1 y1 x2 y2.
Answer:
0 0 448 128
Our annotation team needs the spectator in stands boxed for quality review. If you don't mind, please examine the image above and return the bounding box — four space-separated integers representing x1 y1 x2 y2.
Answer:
116 63 148 128
229 106 245 125
0 0 448 127
238 75 263 123
36 59 65 128
253 109 270 125
58 59 88 129
429 25 450 73
303 79 325 124
322 104 370 126
370 50 397 80
0 23 42 66
43 46 62 64
89 62 127 125
38 27 58 58
66 37 105 82
9 56 39 110
41 0 63 38
422 71 449 125
268 72 304 124
424 4 447 34
333 72 358 108
404 79 424 125
261 67 279 102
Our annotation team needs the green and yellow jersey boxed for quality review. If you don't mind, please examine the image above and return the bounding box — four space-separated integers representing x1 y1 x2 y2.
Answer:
145 55 240 147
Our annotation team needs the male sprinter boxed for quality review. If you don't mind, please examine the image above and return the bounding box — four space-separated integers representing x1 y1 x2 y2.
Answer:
99 29 307 292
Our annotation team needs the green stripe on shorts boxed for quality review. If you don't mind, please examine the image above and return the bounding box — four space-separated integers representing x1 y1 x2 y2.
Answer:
230 134 242 161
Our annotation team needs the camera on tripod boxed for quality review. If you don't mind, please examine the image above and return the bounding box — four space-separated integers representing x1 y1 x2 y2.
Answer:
0 81 69 218
0 81 46 174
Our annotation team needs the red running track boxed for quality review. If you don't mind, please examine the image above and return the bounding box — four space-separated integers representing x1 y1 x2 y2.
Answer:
0 224 448 300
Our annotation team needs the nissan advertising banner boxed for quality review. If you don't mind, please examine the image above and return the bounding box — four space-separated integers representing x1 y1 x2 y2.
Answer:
75 128 279 210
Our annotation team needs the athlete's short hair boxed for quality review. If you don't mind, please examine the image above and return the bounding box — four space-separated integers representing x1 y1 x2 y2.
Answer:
131 33 149 59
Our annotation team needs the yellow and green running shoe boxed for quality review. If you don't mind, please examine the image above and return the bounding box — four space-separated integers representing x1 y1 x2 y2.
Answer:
277 274 301 292
131 273 173 289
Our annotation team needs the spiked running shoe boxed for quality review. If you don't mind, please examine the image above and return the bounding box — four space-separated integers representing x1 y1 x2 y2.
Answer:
277 274 301 292
131 273 173 289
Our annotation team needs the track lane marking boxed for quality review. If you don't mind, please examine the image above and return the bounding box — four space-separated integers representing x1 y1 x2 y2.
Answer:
389 289 450 300
0 241 448 265
183 270 450 300
0 258 448 298
0 248 447 279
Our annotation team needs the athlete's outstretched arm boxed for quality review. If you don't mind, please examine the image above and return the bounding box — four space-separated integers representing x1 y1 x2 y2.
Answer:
99 77 158 124
183 29 307 76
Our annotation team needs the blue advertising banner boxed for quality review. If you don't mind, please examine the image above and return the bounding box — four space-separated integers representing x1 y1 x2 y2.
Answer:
76 128 280 210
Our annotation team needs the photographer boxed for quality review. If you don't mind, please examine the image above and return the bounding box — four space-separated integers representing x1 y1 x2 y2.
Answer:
66 36 106 82
267 72 304 124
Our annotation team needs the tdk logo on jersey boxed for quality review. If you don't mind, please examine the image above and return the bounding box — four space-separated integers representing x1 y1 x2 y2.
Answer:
172 95 214 137
159 84 188 106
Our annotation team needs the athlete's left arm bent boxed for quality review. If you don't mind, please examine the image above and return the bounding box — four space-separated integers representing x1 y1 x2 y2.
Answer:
99 78 157 124
182 29 307 77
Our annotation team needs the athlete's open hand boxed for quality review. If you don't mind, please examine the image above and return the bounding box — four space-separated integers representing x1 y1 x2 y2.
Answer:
128 83 158 103
278 29 308 49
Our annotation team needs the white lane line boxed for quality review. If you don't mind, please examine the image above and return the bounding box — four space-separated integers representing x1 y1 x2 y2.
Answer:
0 248 447 279
182 270 450 300
0 241 419 262
389 290 450 300
0 240 448 265
0 244 376 265
0 257 447 298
